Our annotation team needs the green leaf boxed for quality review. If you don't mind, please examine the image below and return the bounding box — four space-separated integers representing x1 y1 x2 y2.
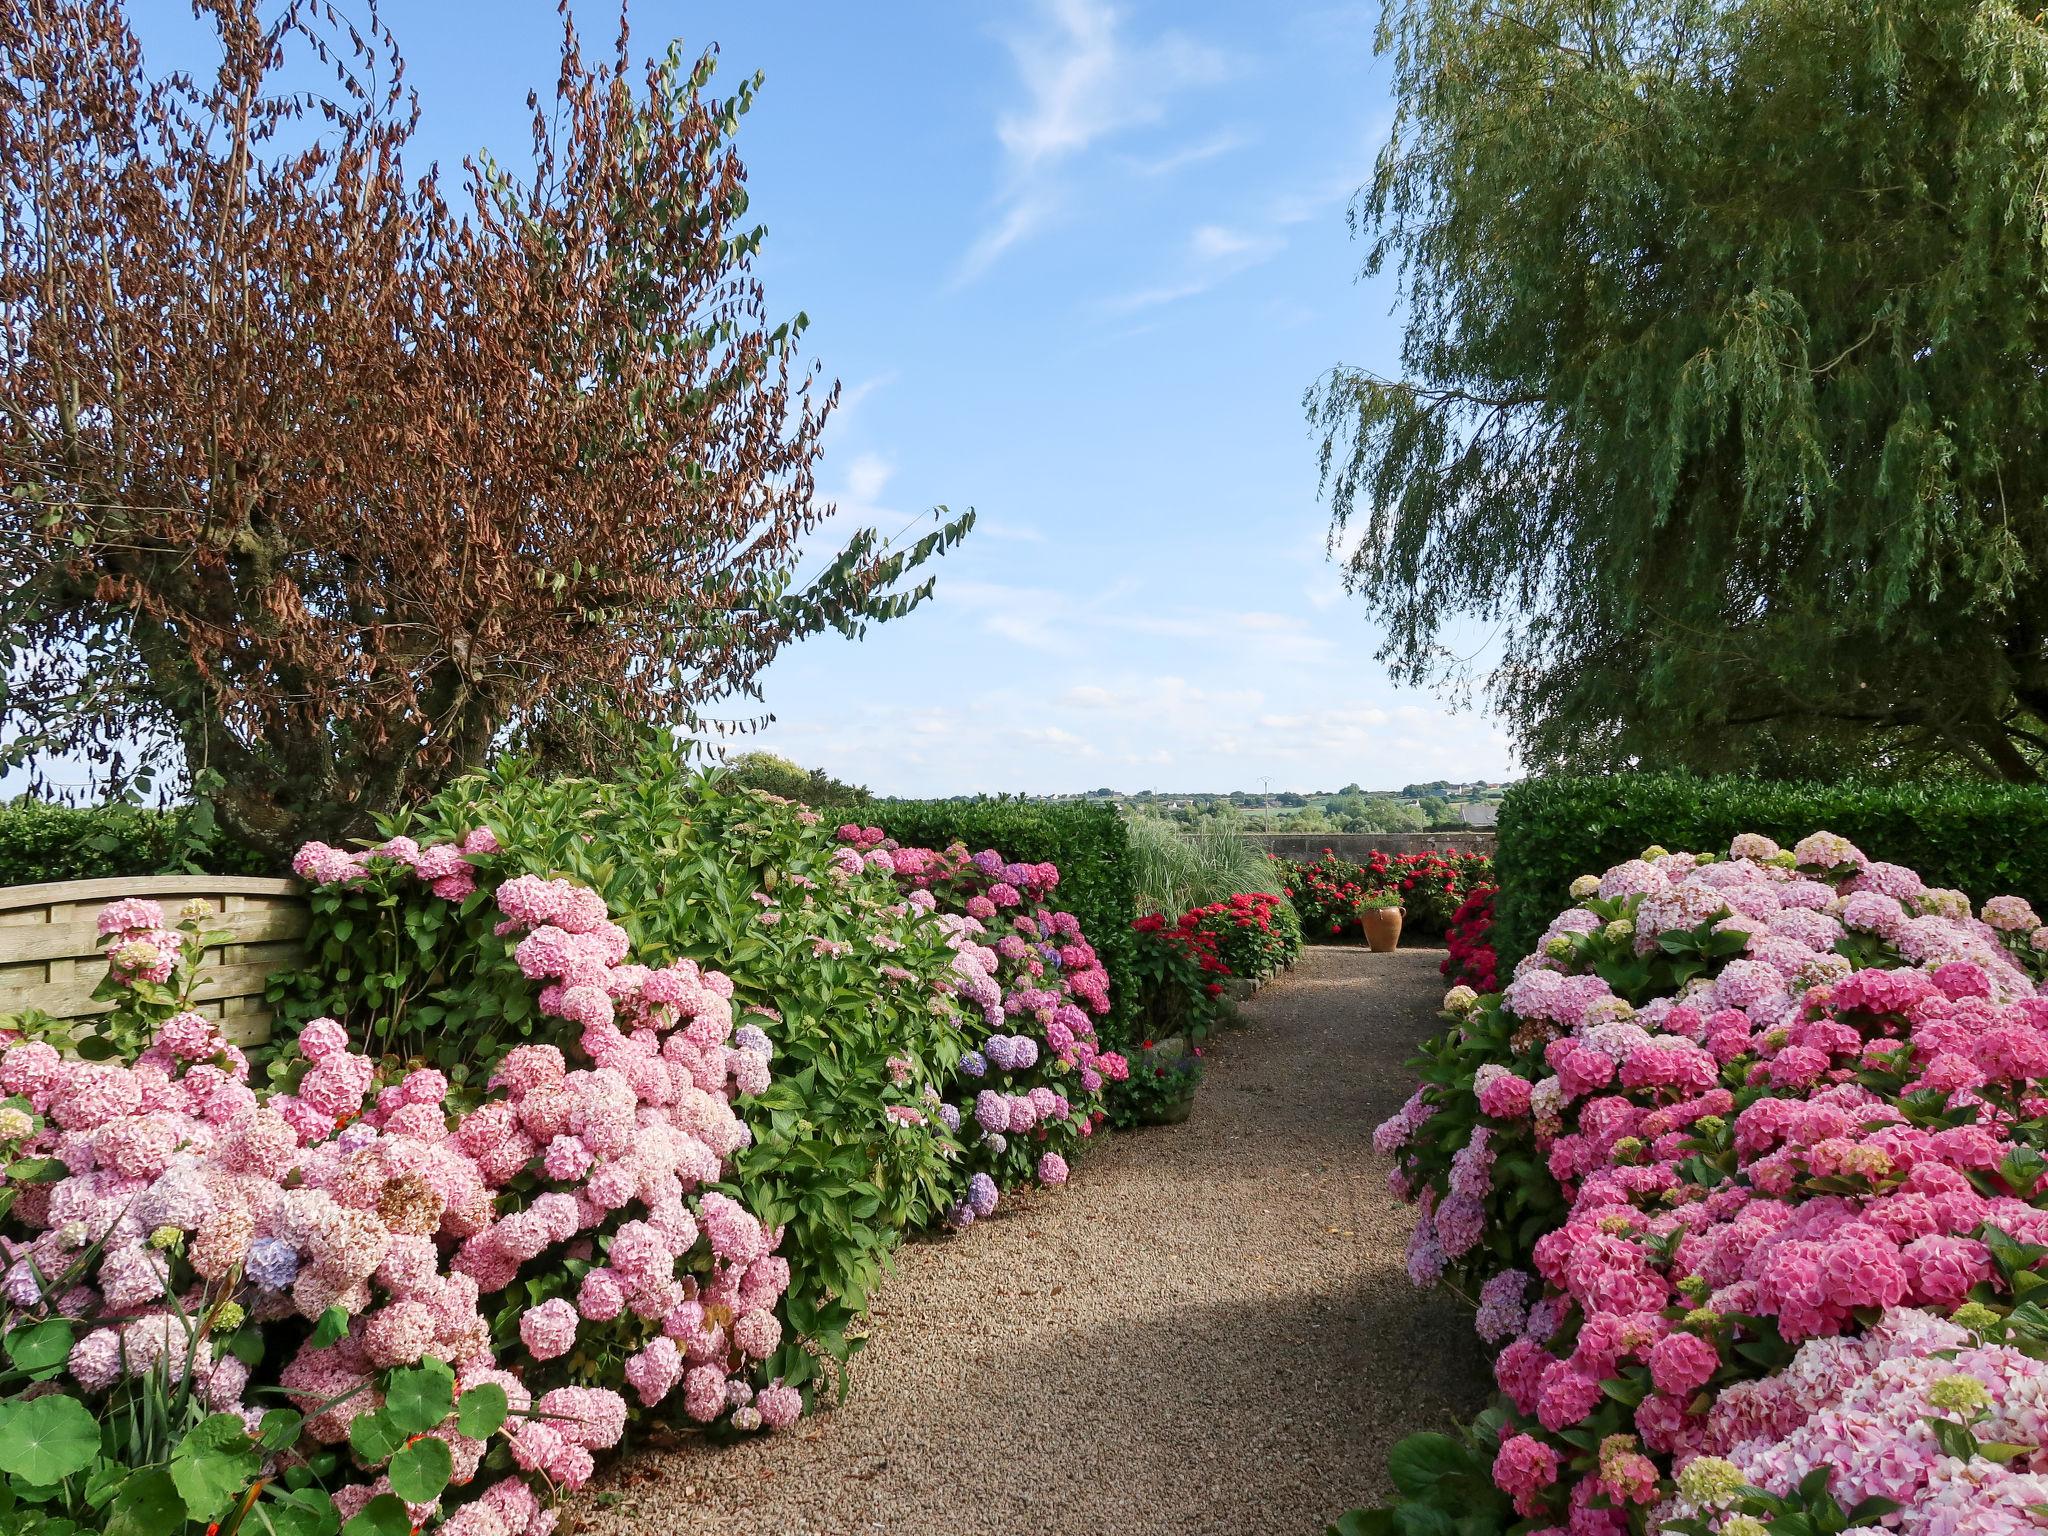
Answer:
342 1493 416 1536
257 1409 304 1453
3 1319 74 1374
384 1357 455 1434
455 1381 509 1438
347 1409 404 1465
104 1468 184 1536
169 1412 261 1521
1386 1432 1470 1498
0 1394 100 1484
385 1435 453 1504
310 1305 350 1348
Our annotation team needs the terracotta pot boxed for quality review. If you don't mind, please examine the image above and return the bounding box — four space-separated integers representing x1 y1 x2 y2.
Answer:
1361 906 1404 953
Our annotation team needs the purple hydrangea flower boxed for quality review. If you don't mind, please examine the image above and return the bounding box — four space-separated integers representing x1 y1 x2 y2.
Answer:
936 1103 962 1132
973 1090 1007 1132
246 1237 300 1291
958 1051 988 1079
967 1173 999 1218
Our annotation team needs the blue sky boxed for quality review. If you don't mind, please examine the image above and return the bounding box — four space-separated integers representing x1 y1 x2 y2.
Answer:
135 0 1517 798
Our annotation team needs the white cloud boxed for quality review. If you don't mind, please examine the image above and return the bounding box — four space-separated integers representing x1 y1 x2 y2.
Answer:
959 0 1231 283
843 452 894 507
1124 129 1248 178
1102 220 1284 314
976 518 1048 543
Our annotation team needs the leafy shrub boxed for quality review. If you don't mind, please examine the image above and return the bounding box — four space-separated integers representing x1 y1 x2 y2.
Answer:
1178 892 1301 982
718 752 870 808
278 753 988 1390
1494 772 2048 967
1108 1042 1205 1130
1128 912 1233 1039
1348 828 2048 1533
0 796 270 883
1439 884 1498 992
874 798 1141 1045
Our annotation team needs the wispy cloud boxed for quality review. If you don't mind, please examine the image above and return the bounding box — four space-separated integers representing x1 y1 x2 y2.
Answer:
958 0 1231 284
1123 128 1249 178
1102 220 1285 313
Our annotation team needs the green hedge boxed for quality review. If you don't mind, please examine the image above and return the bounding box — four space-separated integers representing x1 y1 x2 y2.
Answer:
873 798 1141 1046
0 799 272 884
1495 773 2048 967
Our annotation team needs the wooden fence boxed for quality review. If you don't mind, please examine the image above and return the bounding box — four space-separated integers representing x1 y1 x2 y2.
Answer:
0 876 309 1047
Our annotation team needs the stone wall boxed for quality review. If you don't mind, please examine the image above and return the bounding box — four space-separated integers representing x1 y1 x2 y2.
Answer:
1244 830 1497 862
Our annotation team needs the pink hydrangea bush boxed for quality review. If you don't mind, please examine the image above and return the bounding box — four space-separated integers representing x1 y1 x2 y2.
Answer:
1367 832 2048 1533
836 827 1128 1224
0 861 806 1531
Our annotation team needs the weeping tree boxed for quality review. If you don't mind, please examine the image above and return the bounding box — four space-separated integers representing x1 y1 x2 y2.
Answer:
1311 0 2048 781
0 0 969 855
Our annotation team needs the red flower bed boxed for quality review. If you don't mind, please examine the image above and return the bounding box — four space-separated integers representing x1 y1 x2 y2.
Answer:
1441 882 1499 991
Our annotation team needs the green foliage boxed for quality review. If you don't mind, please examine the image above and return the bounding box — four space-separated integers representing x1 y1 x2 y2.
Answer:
275 747 968 1388
717 752 870 808
1122 815 1285 915
1326 1409 1515 1536
873 797 1142 1047
0 798 269 884
1495 772 2048 964
0 1298 343 1536
1108 1041 1204 1130
1311 0 2048 780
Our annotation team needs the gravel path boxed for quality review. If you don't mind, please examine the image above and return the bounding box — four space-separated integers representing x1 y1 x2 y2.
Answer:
582 946 1489 1536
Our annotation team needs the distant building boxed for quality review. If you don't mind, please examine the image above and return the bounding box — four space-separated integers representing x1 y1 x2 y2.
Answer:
1459 802 1500 828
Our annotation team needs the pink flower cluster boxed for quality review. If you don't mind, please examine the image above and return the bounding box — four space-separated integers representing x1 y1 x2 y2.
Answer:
1378 832 2048 1531
9 851 808 1533
293 827 496 902
845 829 1125 1224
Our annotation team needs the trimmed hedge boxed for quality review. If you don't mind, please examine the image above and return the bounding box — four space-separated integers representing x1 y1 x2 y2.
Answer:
873 798 1141 1045
0 798 271 884
1494 772 2048 966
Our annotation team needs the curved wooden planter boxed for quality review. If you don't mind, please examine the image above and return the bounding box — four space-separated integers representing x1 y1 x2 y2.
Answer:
0 875 308 1047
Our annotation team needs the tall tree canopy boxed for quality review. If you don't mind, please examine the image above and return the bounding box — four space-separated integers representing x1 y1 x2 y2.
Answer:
1311 0 2048 780
0 0 968 854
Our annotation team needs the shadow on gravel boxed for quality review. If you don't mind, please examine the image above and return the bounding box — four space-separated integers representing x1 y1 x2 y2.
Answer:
1000 1271 1492 1526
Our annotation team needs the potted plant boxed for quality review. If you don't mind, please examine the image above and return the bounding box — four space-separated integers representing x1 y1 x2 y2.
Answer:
1357 891 1404 953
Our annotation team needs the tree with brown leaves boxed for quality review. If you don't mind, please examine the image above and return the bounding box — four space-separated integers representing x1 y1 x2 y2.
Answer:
0 0 969 856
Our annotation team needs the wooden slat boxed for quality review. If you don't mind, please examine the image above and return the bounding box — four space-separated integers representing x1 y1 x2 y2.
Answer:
0 875 298 912
0 907 309 964
0 876 310 1049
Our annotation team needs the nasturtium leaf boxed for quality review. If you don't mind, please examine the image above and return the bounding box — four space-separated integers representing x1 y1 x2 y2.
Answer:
0 1394 99 1484
455 1381 509 1438
4 1318 74 1374
347 1408 403 1465
341 1492 415 1536
384 1357 455 1433
264 1485 343 1536
257 1408 303 1452
103 1468 184 1536
385 1435 453 1504
168 1412 261 1520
